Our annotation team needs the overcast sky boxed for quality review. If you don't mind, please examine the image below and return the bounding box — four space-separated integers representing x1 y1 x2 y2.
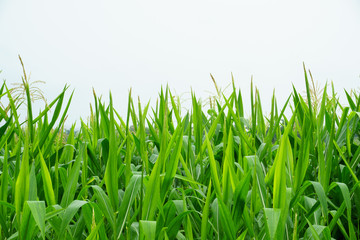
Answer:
1 0 359 127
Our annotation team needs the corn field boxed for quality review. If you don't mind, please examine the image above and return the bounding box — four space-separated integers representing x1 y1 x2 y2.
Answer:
0 66 359 239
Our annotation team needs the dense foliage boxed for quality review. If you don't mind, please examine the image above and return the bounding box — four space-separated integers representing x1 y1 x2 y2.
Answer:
0 66 360 239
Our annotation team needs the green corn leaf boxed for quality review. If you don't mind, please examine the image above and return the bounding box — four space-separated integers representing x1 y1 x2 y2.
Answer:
334 140 359 184
304 218 331 240
328 182 355 239
274 188 292 239
28 162 37 201
344 90 356 111
117 174 142 238
264 208 281 240
0 115 12 138
293 119 311 193
15 125 30 225
166 210 195 240
140 220 157 240
266 112 296 193
92 185 115 232
59 200 88 239
161 123 184 200
272 135 291 209
308 182 328 224
20 201 36 240
38 150 56 206
104 93 119 210
205 131 222 201
142 100 168 220
0 122 15 152
27 201 46 240
86 219 104 240
218 197 236 240
232 171 251 224
222 128 238 205
0 143 9 218
60 144 83 207
303 63 314 122
201 180 212 240
32 87 72 159
155 200 176 239
237 230 247 240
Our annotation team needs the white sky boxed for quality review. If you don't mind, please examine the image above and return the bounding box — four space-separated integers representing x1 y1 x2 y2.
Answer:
1 0 360 127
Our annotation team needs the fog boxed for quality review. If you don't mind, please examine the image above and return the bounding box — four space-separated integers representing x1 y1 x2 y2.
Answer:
1 0 359 127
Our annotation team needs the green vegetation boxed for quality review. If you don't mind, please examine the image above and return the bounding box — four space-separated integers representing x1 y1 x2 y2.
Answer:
0 64 360 239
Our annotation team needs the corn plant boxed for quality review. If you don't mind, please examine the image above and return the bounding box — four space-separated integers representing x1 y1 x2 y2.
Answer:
0 64 360 239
